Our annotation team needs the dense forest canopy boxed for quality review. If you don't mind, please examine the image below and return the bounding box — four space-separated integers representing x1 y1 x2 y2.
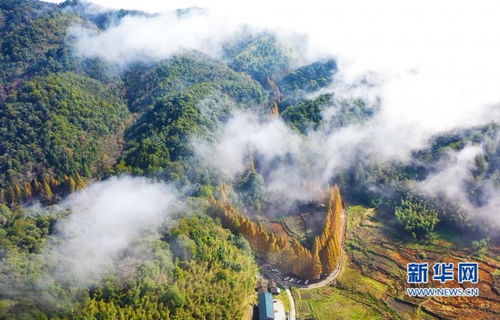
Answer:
0 1 498 319
0 202 257 319
0 72 129 187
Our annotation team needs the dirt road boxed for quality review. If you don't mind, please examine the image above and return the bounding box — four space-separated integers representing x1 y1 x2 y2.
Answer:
284 288 296 320
280 208 347 319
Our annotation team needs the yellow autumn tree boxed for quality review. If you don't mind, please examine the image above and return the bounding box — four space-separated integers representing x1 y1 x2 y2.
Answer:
41 181 53 204
23 183 32 200
208 184 344 280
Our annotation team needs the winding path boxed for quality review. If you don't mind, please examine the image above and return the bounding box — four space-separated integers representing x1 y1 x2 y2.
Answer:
277 208 347 319
299 207 347 289
285 288 296 320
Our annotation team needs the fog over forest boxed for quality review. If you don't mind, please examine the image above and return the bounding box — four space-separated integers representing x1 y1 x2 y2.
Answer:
0 1 498 319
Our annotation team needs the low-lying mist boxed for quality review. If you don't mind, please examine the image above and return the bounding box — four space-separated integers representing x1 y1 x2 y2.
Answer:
49 175 183 286
2 175 183 301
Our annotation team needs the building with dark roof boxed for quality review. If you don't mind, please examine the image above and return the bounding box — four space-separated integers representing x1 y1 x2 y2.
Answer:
256 279 268 294
258 292 275 320
268 280 280 295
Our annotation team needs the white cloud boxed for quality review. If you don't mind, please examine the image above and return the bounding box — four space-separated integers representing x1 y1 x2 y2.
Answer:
54 0 500 223
417 145 500 228
67 0 500 144
68 10 235 66
417 146 482 203
48 175 183 285
194 110 369 205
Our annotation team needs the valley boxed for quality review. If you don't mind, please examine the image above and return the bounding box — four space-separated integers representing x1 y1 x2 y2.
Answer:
0 1 499 319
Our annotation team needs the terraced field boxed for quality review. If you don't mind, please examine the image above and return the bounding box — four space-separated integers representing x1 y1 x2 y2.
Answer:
282 215 307 240
280 205 327 245
293 286 388 319
293 205 500 320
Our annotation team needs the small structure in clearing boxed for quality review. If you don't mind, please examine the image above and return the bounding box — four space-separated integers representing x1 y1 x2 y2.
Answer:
258 292 275 320
268 279 280 295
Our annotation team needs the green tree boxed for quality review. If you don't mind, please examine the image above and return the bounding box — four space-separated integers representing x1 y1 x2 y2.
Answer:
395 199 439 240
472 237 490 256
236 169 265 211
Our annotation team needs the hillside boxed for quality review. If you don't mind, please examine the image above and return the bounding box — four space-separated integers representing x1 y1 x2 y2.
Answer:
0 1 498 319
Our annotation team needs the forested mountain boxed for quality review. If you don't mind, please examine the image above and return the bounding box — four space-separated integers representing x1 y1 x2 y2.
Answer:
223 33 291 87
0 204 257 319
117 53 267 176
0 2 273 318
0 0 114 88
124 52 267 112
0 1 498 319
0 73 129 185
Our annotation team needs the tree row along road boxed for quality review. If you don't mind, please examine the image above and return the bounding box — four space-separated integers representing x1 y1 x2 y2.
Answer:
299 207 347 289
279 208 346 289
271 208 347 320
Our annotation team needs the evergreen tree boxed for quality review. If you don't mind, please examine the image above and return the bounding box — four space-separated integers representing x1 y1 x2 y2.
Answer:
395 198 439 239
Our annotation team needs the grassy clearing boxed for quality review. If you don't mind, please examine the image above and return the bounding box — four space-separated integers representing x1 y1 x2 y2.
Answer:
275 286 291 313
337 261 389 299
294 286 386 320
347 205 367 229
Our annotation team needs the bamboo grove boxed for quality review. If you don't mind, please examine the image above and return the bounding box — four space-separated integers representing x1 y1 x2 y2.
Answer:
209 185 344 280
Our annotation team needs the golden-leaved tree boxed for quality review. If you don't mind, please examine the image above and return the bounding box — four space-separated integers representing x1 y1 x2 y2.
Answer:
209 184 344 280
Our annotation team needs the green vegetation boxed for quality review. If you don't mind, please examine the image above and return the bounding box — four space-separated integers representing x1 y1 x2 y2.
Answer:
325 98 377 128
225 33 291 85
279 59 336 94
0 205 258 319
0 0 113 85
124 52 267 112
0 1 74 83
293 287 388 320
235 169 265 211
281 94 331 133
337 262 389 300
395 198 439 240
345 123 499 234
117 52 268 181
0 204 61 254
79 215 258 320
275 287 291 313
0 72 129 187
120 86 223 175
472 237 490 256
281 94 377 133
